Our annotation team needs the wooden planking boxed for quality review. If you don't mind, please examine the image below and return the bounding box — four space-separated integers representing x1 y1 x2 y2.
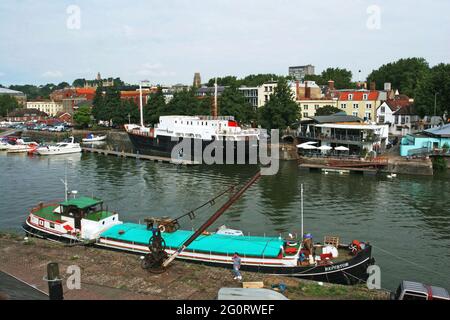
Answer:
242 282 265 289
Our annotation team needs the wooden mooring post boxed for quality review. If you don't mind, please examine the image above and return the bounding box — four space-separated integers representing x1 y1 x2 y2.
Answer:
45 262 63 300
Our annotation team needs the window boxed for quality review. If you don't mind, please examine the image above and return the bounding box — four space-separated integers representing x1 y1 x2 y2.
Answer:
303 105 309 110
363 94 368 100
50 222 55 229
353 103 359 109
365 112 372 120
303 112 308 118
315 105 319 110
353 112 358 117
379 116 385 123
366 103 372 109
348 94 353 101
380 107 385 113
340 103 346 109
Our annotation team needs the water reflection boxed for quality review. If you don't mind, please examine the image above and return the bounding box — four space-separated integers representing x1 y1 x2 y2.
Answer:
0 153 449 290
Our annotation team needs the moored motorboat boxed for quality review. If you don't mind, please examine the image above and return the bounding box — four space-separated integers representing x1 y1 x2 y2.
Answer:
36 137 82 155
6 138 39 153
82 134 107 143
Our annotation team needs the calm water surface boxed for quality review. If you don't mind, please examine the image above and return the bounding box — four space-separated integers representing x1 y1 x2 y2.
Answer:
0 151 449 290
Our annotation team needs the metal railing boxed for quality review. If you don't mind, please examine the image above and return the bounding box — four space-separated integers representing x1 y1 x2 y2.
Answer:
297 132 378 143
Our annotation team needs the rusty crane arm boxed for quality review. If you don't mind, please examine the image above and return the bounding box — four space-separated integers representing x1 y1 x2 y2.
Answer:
162 171 262 268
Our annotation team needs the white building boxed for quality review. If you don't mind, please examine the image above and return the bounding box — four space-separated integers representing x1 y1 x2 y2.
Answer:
258 81 278 108
238 87 259 109
27 101 63 117
377 101 397 125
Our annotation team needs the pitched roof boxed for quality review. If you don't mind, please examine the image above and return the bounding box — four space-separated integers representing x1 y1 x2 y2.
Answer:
338 91 379 101
0 88 25 95
60 197 103 209
385 97 412 112
394 105 417 115
308 112 363 124
424 123 450 138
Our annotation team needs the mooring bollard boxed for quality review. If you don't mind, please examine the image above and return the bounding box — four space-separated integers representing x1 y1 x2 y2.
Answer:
45 262 64 300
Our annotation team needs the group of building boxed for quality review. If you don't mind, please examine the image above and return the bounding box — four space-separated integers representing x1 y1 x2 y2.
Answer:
1 67 448 157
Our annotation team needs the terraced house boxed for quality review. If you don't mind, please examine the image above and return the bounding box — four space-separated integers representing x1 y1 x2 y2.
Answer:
336 91 380 122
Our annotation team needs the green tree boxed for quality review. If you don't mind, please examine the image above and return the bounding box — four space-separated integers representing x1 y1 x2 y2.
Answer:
219 87 256 124
103 87 121 125
415 63 450 121
145 87 167 125
167 89 202 116
315 105 342 116
56 82 70 90
72 78 86 87
258 79 298 129
367 57 430 97
73 105 92 128
240 74 284 87
207 76 238 87
0 95 20 117
92 86 105 121
305 67 353 89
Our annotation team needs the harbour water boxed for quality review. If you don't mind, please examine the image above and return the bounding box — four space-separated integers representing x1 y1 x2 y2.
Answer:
0 151 449 291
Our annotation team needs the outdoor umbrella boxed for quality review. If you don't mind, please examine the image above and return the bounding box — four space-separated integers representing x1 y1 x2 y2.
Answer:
317 145 333 151
298 144 318 150
334 146 350 151
296 141 318 148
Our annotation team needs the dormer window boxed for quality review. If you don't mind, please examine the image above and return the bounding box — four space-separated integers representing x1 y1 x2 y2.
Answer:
348 94 353 101
363 94 368 100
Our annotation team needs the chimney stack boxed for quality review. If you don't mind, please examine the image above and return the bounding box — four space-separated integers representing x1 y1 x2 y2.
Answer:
328 80 335 91
370 82 376 91
305 81 310 99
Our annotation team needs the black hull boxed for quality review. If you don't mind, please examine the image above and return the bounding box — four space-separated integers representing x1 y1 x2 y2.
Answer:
24 222 374 286
127 132 259 164
171 246 374 286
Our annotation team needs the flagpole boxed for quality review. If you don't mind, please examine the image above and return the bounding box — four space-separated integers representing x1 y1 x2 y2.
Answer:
301 184 304 238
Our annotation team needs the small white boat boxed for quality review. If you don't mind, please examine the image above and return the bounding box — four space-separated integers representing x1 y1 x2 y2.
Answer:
37 137 82 155
82 134 107 143
0 140 9 150
6 139 39 153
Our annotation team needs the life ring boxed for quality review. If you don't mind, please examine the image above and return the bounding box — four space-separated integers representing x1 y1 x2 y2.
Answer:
158 225 166 233
349 244 358 254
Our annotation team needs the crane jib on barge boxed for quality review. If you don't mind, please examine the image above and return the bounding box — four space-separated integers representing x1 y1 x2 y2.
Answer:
22 172 375 285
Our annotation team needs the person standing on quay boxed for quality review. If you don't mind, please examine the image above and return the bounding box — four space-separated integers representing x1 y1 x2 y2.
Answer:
232 252 242 281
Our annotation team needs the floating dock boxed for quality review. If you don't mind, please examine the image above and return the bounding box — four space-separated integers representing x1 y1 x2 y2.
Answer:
81 147 200 165
299 163 381 175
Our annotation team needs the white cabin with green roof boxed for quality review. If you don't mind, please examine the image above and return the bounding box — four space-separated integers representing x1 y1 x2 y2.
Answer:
26 196 122 241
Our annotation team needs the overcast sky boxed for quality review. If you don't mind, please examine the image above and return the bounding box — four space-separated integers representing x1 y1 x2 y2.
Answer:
0 0 449 86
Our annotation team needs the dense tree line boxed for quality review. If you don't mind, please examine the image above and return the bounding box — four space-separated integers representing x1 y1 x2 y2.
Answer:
367 58 430 97
367 58 450 120
304 67 356 89
207 74 290 88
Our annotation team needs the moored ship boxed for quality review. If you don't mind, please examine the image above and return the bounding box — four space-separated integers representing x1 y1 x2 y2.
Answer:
22 174 375 285
125 81 261 162
125 115 260 160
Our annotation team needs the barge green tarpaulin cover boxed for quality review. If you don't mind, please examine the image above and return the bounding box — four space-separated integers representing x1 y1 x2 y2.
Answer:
100 223 284 258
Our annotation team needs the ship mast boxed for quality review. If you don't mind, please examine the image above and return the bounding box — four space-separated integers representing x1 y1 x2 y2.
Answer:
139 81 144 127
213 77 218 118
